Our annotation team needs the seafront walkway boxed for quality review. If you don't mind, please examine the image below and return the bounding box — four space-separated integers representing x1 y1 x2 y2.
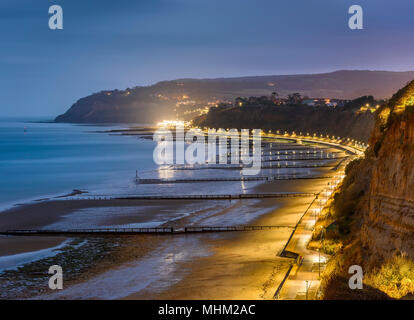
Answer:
275 205 328 299
274 159 354 300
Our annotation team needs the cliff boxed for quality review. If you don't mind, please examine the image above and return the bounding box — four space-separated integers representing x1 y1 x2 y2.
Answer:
55 88 176 123
321 80 414 299
55 70 414 124
362 81 414 264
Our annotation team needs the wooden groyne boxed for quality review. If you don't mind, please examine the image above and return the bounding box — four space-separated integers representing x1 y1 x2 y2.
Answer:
60 192 317 201
113 192 317 200
200 154 342 162
1 225 293 236
261 156 345 162
161 163 337 171
262 148 344 156
137 175 333 184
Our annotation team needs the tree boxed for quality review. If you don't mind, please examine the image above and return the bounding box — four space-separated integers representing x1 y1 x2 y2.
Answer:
287 93 302 105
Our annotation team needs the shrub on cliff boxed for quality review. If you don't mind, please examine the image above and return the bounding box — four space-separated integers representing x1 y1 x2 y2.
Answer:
365 255 414 299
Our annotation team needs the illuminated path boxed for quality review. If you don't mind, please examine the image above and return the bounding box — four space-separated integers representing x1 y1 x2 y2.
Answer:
274 159 352 300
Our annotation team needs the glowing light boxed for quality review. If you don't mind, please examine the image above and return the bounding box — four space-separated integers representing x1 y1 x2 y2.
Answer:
313 255 327 263
157 120 186 127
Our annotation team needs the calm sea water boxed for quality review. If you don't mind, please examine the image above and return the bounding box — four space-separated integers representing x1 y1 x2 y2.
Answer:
0 119 271 210
0 119 156 209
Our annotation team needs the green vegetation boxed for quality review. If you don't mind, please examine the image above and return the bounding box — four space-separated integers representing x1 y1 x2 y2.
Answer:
342 95 380 111
375 79 414 131
365 255 414 299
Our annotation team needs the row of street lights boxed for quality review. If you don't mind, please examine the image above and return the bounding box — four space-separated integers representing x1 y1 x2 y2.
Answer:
191 126 368 150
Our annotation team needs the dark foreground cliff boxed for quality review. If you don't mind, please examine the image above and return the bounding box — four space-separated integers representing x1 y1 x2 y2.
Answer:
319 80 414 299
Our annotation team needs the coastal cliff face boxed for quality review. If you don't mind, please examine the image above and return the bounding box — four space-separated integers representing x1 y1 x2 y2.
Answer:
322 80 414 299
361 82 414 265
361 113 414 260
55 88 176 123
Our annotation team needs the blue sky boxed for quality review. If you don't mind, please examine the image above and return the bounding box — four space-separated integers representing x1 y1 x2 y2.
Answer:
1 0 414 117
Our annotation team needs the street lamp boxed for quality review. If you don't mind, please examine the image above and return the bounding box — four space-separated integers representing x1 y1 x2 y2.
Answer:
319 227 325 279
318 248 321 279
315 195 319 225
305 280 310 300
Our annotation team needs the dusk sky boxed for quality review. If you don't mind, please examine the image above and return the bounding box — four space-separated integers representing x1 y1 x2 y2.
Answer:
1 0 414 117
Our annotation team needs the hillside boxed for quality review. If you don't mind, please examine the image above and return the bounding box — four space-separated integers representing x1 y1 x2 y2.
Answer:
194 105 375 142
55 70 414 124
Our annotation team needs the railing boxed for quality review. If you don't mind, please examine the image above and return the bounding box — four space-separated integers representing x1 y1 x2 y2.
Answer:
274 263 295 300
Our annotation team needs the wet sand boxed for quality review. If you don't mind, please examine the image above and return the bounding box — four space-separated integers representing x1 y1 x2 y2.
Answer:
0 199 199 232
0 236 67 256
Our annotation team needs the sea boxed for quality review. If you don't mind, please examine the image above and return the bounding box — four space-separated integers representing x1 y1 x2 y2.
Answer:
0 118 284 210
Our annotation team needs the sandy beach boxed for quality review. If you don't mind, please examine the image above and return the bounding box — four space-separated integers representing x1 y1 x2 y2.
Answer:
0 236 67 257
